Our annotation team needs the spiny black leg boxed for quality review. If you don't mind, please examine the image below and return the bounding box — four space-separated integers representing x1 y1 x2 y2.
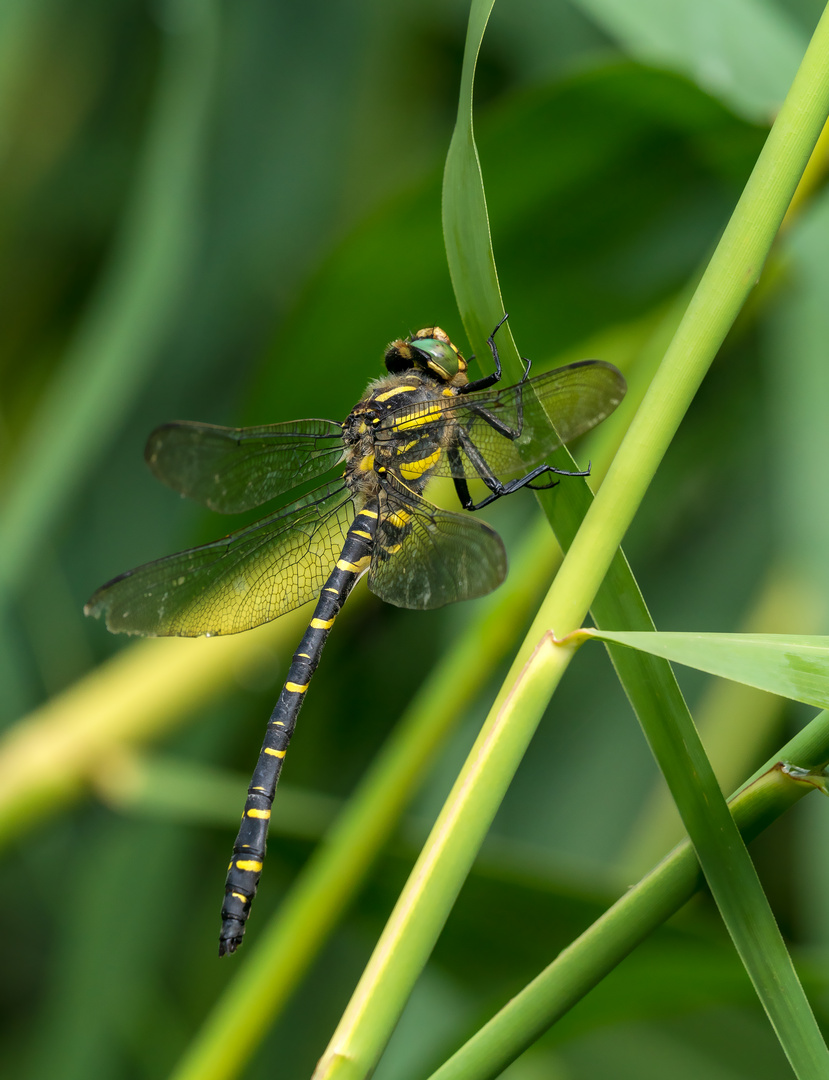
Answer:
448 446 475 510
461 313 511 395
524 476 559 492
485 312 510 372
525 461 591 487
462 461 592 512
452 474 475 511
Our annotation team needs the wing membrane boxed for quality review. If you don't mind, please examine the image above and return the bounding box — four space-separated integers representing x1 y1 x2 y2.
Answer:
368 477 506 610
85 481 353 636
379 360 625 481
145 419 344 513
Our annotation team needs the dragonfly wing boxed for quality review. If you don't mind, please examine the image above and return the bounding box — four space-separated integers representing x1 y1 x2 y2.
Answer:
380 360 625 481
84 481 354 636
368 481 506 610
145 419 345 513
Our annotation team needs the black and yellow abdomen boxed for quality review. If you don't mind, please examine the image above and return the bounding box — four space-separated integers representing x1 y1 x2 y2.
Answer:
218 501 378 955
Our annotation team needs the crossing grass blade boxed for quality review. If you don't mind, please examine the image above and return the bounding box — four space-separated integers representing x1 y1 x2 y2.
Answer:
582 631 829 709
428 713 829 1080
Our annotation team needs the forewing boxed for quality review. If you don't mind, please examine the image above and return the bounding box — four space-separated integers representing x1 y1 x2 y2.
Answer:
84 482 354 636
380 360 625 481
368 482 507 610
145 419 344 513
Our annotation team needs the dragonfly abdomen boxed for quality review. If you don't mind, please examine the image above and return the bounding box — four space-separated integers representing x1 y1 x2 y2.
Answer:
218 500 379 956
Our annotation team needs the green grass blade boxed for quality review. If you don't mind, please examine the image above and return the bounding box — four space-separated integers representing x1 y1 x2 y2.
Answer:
428 711 829 1080
584 631 829 709
620 568 814 875
442 0 521 373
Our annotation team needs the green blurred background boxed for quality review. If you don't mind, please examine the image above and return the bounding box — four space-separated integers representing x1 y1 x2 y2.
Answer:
2 0 829 1077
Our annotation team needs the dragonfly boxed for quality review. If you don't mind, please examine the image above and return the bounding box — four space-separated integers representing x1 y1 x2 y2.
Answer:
85 315 626 955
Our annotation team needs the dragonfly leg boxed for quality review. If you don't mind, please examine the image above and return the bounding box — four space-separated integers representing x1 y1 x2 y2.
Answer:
525 459 591 488
456 462 589 512
451 429 590 512
461 315 532 394
461 313 511 394
452 473 474 510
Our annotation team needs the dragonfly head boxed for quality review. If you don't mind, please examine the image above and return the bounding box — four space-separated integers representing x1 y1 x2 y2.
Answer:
384 327 468 387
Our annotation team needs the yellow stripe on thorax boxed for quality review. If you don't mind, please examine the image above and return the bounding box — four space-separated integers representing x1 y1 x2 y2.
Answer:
374 384 417 402
393 406 442 431
399 446 441 480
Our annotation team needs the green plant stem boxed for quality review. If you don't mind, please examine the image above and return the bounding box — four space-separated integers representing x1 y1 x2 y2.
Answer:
0 617 304 849
313 6 829 1078
428 712 829 1080
622 565 814 875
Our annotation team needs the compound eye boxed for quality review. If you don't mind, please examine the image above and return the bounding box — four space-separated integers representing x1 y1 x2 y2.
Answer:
384 327 467 382
411 337 463 381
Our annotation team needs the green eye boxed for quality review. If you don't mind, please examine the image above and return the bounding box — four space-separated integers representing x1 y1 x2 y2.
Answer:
385 326 467 382
412 338 462 379
410 341 457 384
408 326 467 382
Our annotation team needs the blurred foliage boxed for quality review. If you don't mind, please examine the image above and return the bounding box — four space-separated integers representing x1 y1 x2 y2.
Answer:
1 1 829 1079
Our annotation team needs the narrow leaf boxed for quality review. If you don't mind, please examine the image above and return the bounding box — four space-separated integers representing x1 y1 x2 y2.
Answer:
584 631 829 709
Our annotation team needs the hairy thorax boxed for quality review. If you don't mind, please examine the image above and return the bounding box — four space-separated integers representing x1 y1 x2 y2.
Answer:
341 370 459 510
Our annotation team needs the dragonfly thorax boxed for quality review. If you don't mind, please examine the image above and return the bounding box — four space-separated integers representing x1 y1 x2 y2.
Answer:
342 370 457 505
